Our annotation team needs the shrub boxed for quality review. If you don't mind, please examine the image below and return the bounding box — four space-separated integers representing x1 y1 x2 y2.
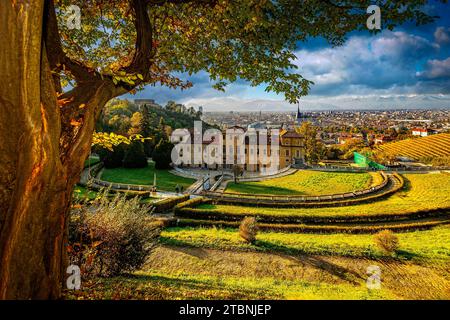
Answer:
69 190 160 277
123 140 148 168
173 197 208 214
239 217 258 244
374 230 399 255
152 138 174 169
152 194 190 213
96 144 126 168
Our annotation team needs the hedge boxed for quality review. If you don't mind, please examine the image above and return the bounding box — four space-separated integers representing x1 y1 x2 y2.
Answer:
175 218 450 234
175 203 450 225
152 195 190 213
173 197 211 212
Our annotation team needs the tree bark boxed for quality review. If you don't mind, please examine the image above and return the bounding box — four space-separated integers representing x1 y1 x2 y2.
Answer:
0 1 120 299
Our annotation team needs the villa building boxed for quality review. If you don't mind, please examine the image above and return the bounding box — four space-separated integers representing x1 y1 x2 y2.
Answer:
177 128 305 172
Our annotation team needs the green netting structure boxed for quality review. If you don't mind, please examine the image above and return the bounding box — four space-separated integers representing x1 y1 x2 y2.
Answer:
354 152 387 170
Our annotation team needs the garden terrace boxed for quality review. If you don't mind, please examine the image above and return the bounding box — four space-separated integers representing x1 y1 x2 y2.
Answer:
175 214 450 234
203 172 403 208
99 161 196 192
224 170 377 196
67 244 450 300
173 173 450 233
160 226 450 263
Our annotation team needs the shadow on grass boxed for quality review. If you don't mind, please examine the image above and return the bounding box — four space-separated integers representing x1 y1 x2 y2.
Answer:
122 273 276 299
168 244 210 259
395 249 420 261
254 240 363 285
160 237 369 286
226 182 306 196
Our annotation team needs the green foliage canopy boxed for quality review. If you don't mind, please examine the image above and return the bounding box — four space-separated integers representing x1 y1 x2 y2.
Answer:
55 0 438 103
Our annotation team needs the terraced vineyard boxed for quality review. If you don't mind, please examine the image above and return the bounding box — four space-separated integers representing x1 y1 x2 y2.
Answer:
375 133 450 161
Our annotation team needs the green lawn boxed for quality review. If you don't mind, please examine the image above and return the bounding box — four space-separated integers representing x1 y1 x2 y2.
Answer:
72 185 159 203
73 185 98 200
101 162 196 192
160 225 450 262
83 155 100 168
225 170 376 195
195 173 450 218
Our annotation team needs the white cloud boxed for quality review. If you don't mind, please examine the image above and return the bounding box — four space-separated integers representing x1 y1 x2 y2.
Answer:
434 26 450 45
418 57 450 79
293 31 438 96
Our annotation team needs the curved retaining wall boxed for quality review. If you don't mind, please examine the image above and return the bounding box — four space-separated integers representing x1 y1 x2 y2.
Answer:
206 173 403 208
204 171 395 206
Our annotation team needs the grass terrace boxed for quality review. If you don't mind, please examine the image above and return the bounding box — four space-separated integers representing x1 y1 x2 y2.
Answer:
195 173 450 218
101 161 196 192
161 225 450 262
225 170 377 195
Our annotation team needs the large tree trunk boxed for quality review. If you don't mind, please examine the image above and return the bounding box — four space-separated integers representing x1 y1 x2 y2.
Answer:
0 1 117 299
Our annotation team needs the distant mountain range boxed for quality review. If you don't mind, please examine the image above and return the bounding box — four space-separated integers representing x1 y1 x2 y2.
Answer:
183 95 450 112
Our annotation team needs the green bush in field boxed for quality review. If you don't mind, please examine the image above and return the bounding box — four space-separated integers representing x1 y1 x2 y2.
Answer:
239 217 258 244
69 191 160 277
374 230 399 255
123 140 148 168
96 143 126 168
152 138 174 169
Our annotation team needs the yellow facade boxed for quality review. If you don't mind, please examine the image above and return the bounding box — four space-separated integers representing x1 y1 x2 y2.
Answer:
178 129 304 172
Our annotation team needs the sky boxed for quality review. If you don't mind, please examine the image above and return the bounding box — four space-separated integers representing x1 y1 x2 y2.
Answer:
125 1 450 111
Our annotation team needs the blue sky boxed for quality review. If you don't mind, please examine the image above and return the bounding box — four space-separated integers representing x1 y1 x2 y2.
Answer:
126 1 450 111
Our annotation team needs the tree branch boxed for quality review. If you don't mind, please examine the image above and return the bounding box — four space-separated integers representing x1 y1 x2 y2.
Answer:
44 0 102 83
122 0 154 78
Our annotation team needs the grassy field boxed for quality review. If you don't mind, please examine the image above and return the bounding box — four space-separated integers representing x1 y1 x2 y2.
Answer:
195 173 450 218
66 245 450 300
160 226 450 262
101 161 195 192
225 170 376 195
375 133 450 160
